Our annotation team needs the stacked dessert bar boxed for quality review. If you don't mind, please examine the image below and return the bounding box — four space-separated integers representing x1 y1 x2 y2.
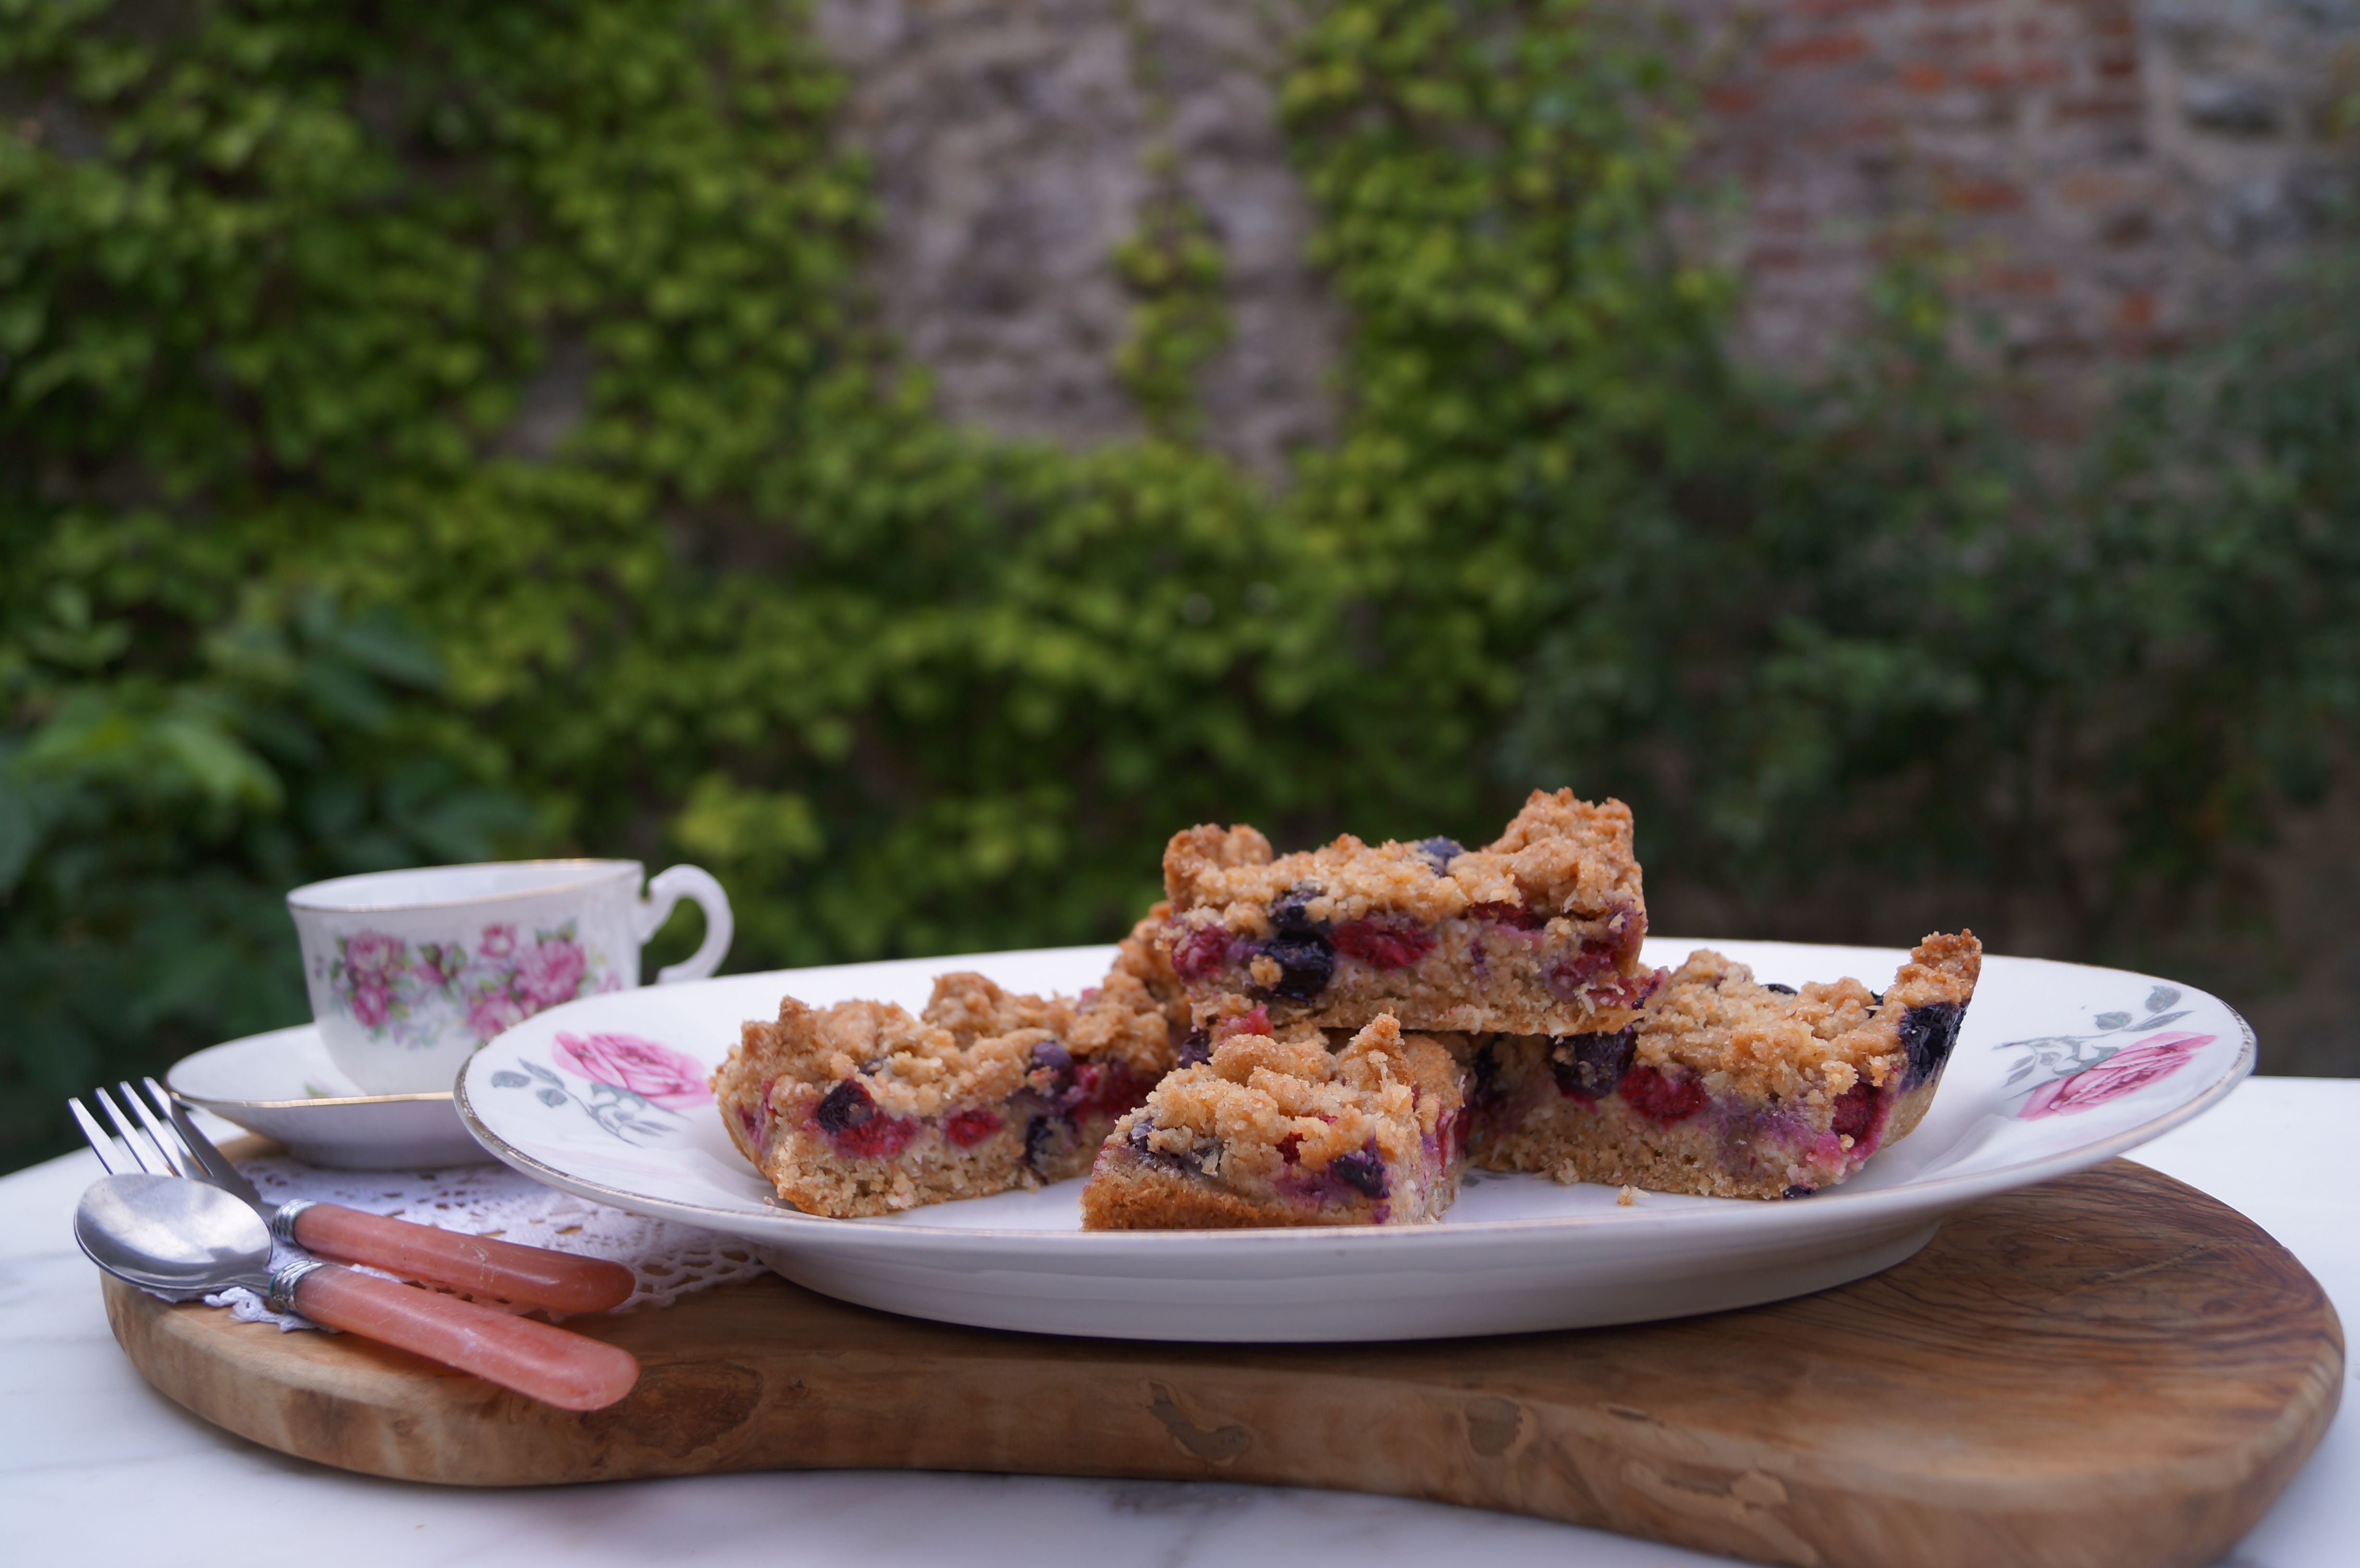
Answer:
712 788 1980 1225
1157 791 1659 1037
1089 788 1979 1225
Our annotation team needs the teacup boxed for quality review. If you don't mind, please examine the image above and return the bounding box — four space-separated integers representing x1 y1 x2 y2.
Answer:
286 861 734 1095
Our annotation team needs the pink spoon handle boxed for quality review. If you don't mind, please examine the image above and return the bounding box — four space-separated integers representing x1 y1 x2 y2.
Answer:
289 1203 636 1313
287 1264 641 1411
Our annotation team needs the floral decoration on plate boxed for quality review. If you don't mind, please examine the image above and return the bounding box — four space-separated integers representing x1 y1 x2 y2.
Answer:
1997 984 2214 1119
488 1030 710 1145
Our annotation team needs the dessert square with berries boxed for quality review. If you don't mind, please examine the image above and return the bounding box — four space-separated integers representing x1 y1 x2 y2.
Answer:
1468 932 1982 1199
713 966 1174 1217
1159 789 1660 1037
1110 901 1192 1045
1080 1015 1469 1229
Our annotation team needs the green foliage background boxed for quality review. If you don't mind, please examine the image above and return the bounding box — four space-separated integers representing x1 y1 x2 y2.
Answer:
5 0 2357 1170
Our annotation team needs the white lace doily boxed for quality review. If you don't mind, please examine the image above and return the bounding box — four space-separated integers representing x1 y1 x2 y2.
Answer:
197 1154 772 1331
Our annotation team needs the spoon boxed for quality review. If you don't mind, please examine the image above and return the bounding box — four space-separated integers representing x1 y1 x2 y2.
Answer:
75 1174 640 1411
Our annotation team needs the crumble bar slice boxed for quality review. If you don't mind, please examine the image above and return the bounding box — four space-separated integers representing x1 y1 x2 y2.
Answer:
1469 931 1981 1200
1159 789 1660 1036
1109 900 1192 1045
1080 1015 1468 1229
713 968 1173 1217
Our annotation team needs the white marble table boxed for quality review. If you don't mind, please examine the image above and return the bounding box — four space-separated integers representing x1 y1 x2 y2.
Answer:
2 1078 2350 1567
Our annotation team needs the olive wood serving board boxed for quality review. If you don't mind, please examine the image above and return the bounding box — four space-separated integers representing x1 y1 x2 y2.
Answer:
102 1157 2340 1568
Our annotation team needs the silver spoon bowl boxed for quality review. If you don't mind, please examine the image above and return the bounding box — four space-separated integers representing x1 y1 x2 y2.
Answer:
75 1173 316 1307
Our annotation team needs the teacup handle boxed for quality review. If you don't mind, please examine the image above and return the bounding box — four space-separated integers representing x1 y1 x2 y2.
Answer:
633 865 734 984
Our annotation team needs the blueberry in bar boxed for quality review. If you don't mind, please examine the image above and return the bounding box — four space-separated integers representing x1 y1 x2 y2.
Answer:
1468 932 1982 1200
1158 789 1662 1037
1079 1015 1469 1229
713 967 1174 1217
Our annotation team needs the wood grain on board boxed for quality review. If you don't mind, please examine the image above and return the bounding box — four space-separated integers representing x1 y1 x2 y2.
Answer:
103 1157 2342 1568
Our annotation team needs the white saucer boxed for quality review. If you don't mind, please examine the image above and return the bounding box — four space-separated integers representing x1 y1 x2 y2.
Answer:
168 1025 492 1169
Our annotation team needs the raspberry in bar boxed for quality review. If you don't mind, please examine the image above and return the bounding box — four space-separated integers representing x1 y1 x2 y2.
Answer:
1468 932 1982 1200
713 967 1173 1217
1079 1015 1468 1229
1159 789 1660 1037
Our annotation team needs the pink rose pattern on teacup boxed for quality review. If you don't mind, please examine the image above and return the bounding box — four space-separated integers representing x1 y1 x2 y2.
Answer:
555 1032 712 1110
2018 1032 2212 1119
322 920 614 1051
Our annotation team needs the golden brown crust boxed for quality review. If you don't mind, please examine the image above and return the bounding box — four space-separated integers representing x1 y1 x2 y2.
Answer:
1475 1072 1948 1200
1156 792 1653 1036
1160 790 1644 931
1078 1015 1467 1229
1468 932 1982 1199
1160 824 1275 910
1629 931 1983 1104
1131 1016 1457 1176
1079 1165 1337 1230
710 962 1176 1217
1886 930 1983 1011
1109 902 1191 1041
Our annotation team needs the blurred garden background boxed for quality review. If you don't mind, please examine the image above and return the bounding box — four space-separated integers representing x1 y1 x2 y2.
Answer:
5 0 2359 1172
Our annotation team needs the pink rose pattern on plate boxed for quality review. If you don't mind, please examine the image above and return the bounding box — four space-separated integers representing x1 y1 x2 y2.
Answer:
1999 983 2213 1119
555 1032 711 1110
320 920 613 1053
2018 1033 2212 1119
490 1033 708 1145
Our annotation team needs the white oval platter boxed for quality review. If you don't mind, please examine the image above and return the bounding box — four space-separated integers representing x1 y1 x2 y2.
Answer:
455 938 2252 1342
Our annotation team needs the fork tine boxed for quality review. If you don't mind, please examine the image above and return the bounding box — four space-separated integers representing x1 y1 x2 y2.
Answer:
68 1098 123 1175
93 1085 180 1177
121 1080 194 1176
142 1077 247 1195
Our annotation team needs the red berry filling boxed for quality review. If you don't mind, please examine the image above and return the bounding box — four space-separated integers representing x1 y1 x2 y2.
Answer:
1542 940 1623 1001
1464 900 1546 931
824 1110 918 1159
1171 924 1233 981
1619 1064 1706 1124
944 1107 1003 1148
1072 1061 1154 1121
1830 1082 1876 1142
1212 1005 1271 1042
813 1079 920 1159
1332 917 1438 969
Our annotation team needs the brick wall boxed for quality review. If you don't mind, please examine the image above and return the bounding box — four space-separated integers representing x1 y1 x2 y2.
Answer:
1688 0 2360 384
811 2 2359 454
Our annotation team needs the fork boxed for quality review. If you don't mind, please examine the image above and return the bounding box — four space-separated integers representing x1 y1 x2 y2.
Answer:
73 1079 636 1314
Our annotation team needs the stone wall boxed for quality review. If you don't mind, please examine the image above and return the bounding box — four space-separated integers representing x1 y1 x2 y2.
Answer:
811 2 2358 450
811 0 1337 478
1691 0 2360 380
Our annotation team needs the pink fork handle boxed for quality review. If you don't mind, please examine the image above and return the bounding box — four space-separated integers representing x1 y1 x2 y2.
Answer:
290 1264 641 1411
291 1203 637 1313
